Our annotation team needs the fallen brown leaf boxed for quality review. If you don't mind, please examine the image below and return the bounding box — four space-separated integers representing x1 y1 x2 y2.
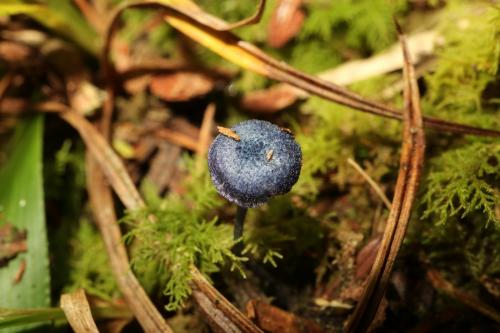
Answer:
0 41 33 64
246 300 324 333
355 237 381 279
241 85 298 113
267 0 305 48
150 71 214 102
427 270 500 324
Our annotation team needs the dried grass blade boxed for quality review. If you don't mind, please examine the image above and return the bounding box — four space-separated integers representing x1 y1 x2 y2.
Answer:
190 267 264 333
59 111 144 209
60 289 99 333
86 155 173 333
197 103 216 156
427 270 500 324
345 27 426 333
172 0 267 31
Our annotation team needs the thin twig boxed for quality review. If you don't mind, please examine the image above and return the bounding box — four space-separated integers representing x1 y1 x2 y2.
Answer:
427 269 500 324
347 158 391 210
345 25 426 333
73 0 106 33
197 103 216 156
86 155 173 333
0 71 14 101
155 128 200 152
190 267 264 333
90 11 174 327
196 103 216 170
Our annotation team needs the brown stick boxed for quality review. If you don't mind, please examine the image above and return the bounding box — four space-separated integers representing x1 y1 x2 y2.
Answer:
345 26 426 332
73 0 106 33
427 269 500 324
191 267 264 333
197 103 216 156
155 128 200 151
86 155 173 333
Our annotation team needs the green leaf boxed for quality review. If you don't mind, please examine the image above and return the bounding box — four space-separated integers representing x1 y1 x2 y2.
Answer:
0 306 131 329
0 116 51 332
0 1 99 55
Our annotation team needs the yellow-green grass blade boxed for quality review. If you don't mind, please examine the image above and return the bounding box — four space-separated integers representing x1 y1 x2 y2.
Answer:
0 1 99 55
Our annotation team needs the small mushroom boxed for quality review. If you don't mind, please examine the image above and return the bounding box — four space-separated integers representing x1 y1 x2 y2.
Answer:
208 119 302 252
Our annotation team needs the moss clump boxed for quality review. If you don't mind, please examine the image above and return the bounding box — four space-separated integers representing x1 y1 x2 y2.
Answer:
64 219 119 301
422 142 500 228
423 3 500 129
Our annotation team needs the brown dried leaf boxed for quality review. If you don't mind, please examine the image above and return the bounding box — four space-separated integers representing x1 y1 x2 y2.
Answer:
145 142 181 194
267 0 305 48
427 270 500 324
0 41 33 64
355 237 381 279
150 71 214 101
155 128 199 151
246 300 324 333
197 103 216 156
241 85 298 113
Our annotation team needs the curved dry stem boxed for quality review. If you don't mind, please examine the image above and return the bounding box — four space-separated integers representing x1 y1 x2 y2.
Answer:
347 158 392 210
345 28 426 333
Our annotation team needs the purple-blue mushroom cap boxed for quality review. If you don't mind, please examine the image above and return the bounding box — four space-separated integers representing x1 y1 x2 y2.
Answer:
208 119 302 208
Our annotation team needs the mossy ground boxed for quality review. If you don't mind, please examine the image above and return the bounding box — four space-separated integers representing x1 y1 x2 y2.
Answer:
1 0 498 332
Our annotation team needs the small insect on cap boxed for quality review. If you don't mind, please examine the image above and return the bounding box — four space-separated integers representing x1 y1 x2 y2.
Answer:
208 119 302 208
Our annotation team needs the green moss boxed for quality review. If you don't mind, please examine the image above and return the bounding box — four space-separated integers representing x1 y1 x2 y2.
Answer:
64 219 119 301
423 3 500 129
125 156 244 311
301 0 408 52
422 142 500 228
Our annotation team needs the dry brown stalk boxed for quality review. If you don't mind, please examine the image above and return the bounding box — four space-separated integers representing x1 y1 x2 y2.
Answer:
347 158 391 210
191 267 264 333
73 0 106 34
197 103 216 156
345 27 426 333
60 289 99 333
87 12 174 327
86 155 173 333
155 128 200 151
427 270 500 324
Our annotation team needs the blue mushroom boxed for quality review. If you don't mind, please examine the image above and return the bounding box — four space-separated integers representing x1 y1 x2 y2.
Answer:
208 119 302 208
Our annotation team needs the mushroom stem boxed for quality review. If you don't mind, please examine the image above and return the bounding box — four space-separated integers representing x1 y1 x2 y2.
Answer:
233 206 248 254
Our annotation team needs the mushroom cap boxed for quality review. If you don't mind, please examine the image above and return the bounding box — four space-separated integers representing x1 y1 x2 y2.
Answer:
208 119 302 208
